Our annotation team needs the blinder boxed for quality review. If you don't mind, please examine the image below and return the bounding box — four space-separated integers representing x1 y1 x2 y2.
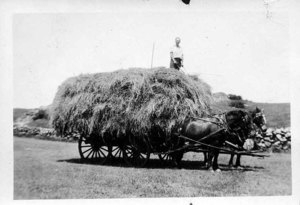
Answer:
253 111 267 129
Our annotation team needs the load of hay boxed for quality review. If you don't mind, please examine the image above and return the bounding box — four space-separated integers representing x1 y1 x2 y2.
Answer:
50 67 212 149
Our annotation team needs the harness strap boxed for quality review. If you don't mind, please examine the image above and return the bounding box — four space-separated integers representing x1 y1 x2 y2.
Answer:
191 128 225 142
207 113 226 124
225 140 243 150
190 116 223 127
178 134 240 153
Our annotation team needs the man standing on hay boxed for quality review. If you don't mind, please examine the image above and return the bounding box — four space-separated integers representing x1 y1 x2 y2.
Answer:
170 37 184 70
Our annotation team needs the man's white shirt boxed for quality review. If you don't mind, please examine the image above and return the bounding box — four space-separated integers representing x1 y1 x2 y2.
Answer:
170 45 183 59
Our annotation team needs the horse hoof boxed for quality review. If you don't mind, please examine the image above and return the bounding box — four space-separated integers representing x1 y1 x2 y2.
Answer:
236 166 243 170
215 169 221 172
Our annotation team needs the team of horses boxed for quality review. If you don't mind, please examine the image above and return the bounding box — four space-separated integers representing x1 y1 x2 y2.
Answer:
177 107 267 172
228 107 267 167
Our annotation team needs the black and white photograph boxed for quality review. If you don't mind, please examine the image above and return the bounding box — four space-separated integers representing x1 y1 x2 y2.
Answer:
0 0 300 204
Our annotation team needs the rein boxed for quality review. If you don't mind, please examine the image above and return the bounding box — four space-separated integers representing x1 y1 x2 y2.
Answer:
178 134 241 153
186 110 255 148
207 112 227 124
189 114 242 143
190 115 224 127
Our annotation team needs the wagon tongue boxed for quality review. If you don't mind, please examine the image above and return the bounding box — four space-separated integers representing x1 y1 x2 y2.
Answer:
225 141 242 150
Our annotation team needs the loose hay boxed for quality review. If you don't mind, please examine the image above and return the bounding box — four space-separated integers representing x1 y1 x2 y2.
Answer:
50 67 212 149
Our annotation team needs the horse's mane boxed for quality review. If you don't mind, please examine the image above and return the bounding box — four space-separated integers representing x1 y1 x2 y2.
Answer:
225 109 253 131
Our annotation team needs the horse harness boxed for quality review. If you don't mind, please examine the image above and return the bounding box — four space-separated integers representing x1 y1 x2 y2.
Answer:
188 113 247 149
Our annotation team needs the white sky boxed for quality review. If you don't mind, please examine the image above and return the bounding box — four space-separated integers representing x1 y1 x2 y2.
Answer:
13 1 290 108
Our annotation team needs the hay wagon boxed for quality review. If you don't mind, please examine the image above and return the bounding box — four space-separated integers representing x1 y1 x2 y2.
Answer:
78 130 189 167
77 131 186 167
51 68 267 168
77 118 267 167
78 134 153 167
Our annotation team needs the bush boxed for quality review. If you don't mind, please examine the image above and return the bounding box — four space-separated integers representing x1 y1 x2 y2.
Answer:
228 94 242 101
229 100 245 108
32 109 49 120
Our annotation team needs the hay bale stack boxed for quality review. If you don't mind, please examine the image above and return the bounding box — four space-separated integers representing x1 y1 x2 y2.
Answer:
50 67 212 147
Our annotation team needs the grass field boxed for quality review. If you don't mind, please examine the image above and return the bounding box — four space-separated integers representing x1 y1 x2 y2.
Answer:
14 137 291 199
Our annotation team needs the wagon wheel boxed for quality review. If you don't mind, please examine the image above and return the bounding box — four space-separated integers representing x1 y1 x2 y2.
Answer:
158 153 173 164
78 136 110 164
110 146 124 158
159 151 183 167
122 144 150 167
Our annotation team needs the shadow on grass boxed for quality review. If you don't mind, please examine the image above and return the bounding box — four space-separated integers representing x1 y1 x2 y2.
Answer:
57 157 264 172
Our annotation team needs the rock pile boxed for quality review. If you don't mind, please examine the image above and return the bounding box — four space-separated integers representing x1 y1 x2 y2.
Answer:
255 127 291 152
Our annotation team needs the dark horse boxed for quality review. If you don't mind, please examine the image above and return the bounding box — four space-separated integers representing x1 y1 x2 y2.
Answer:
228 107 267 167
180 109 255 171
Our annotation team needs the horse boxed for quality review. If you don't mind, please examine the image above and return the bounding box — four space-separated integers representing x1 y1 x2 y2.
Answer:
180 109 254 171
228 107 267 167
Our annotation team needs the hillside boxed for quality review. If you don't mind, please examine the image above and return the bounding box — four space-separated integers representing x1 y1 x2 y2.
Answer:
13 108 31 121
246 102 290 128
211 93 290 128
13 107 51 128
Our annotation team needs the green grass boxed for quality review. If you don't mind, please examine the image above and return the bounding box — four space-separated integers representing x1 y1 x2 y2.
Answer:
14 137 291 199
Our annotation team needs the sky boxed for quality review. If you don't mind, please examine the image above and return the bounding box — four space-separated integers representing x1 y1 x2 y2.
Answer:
13 0 290 108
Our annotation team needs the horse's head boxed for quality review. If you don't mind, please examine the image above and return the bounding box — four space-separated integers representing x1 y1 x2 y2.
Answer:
251 107 267 131
225 110 256 148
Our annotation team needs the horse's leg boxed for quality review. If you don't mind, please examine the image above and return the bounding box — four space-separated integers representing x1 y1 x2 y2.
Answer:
206 151 214 170
171 153 179 168
203 151 207 165
175 151 184 169
228 154 234 167
235 154 242 168
212 151 221 172
171 151 183 169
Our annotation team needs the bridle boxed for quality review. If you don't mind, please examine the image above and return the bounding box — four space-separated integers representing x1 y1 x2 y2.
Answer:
253 111 267 130
218 112 246 146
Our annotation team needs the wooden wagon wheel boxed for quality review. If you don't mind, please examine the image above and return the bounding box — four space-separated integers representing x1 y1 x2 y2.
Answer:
110 146 124 159
158 153 173 163
158 152 183 167
78 136 110 164
122 144 150 167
